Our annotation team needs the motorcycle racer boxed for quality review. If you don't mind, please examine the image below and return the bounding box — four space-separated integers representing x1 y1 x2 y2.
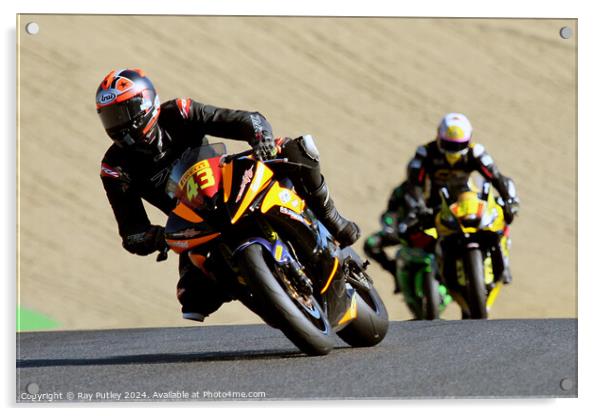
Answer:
406 113 519 283
97 68 360 322
363 181 421 288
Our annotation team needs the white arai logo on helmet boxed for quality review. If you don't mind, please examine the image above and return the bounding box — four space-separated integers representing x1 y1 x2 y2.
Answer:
99 91 116 104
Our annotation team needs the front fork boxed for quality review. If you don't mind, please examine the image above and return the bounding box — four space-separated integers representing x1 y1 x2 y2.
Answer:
232 220 352 327
436 236 506 314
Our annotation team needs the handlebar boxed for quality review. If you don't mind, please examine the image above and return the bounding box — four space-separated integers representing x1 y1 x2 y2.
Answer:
220 150 314 173
220 149 254 164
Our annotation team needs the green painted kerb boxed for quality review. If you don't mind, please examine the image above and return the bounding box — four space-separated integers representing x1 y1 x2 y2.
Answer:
17 306 59 331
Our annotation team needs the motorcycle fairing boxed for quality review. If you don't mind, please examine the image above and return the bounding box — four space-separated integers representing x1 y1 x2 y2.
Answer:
165 202 222 254
436 189 505 237
166 152 357 329
260 181 306 216
336 288 358 326
166 232 221 254
222 158 274 224
232 237 295 266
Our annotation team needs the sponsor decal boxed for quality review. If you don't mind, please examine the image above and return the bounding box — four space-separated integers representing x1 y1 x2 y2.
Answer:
177 98 191 119
250 163 265 192
250 114 264 137
433 168 470 182
98 91 116 105
151 167 171 187
279 206 308 224
179 159 217 200
235 167 254 203
168 240 189 248
278 189 291 204
173 228 201 238
100 163 120 178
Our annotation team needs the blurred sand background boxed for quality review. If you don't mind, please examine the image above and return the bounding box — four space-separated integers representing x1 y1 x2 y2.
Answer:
17 16 576 330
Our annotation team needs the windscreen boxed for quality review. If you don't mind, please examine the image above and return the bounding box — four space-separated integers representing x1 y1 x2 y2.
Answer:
166 143 227 203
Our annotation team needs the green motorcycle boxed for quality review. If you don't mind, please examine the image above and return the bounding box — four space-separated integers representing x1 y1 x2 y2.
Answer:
395 213 452 320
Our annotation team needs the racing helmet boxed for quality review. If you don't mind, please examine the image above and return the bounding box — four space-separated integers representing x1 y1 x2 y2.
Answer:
96 68 162 152
436 113 473 155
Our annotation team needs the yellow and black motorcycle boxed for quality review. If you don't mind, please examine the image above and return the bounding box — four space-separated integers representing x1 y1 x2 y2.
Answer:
163 143 388 355
434 182 511 319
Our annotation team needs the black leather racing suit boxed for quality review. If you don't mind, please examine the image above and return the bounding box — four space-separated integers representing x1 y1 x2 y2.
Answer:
100 98 326 316
363 181 418 278
407 140 517 221
100 98 277 237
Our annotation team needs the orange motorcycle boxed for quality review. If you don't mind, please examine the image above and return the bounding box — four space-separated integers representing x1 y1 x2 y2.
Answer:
163 143 388 355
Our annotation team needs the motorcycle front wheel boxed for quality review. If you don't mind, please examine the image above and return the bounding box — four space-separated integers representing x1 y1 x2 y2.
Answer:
464 248 488 319
237 244 335 356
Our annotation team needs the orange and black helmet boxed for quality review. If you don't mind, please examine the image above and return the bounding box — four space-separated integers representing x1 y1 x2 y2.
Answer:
96 68 161 150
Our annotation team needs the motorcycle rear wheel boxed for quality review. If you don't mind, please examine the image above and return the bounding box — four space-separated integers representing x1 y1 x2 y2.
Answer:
238 244 335 356
422 268 440 320
337 276 389 347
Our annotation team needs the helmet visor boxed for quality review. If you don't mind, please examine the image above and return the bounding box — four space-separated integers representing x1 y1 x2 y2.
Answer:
97 95 145 131
439 138 469 153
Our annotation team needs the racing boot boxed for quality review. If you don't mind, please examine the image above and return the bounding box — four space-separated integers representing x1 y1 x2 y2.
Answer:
177 254 230 323
307 178 360 248
182 310 206 322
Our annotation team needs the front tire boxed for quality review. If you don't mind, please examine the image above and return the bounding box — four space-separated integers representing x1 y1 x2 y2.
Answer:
464 248 488 319
238 244 335 355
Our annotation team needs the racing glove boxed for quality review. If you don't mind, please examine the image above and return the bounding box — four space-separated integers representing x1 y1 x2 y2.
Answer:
402 199 433 232
502 198 520 225
251 130 277 161
122 225 167 256
416 201 433 218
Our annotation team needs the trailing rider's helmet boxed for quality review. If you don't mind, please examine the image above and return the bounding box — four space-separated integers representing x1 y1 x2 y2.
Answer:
96 68 162 154
436 113 473 157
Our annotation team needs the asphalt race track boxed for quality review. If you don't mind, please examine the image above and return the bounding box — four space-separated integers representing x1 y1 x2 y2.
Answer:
16 319 577 402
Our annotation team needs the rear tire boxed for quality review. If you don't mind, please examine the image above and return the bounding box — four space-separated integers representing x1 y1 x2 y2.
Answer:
238 244 334 356
464 248 488 319
337 279 389 347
